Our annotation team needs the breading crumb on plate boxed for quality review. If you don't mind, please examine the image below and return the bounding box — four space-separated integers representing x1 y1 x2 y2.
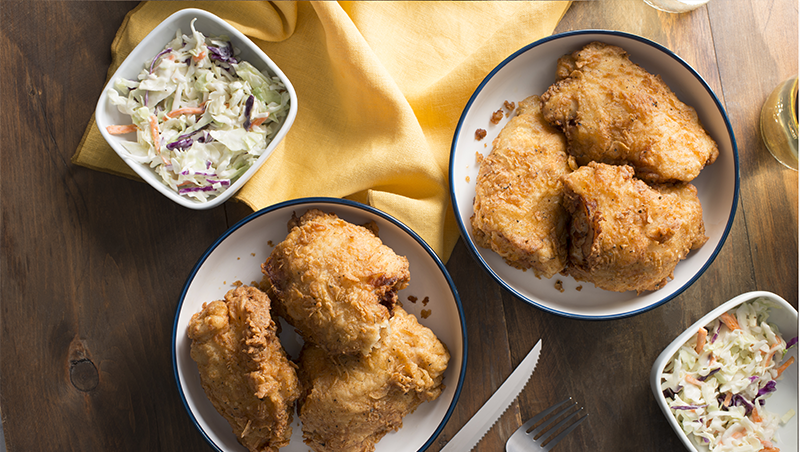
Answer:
490 109 504 124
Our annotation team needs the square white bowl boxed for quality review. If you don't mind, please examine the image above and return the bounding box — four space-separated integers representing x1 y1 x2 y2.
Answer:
650 291 798 451
95 8 297 210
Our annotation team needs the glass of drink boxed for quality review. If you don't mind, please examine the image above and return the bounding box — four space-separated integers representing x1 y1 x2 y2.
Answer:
760 76 798 171
643 0 710 13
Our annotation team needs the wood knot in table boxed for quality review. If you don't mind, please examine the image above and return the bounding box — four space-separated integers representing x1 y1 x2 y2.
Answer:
68 335 98 392
69 358 98 392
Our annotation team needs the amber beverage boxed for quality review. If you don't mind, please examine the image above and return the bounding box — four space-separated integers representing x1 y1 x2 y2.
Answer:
760 76 798 171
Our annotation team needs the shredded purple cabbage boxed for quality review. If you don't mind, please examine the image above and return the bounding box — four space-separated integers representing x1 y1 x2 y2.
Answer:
179 186 218 194
672 404 708 410
208 42 239 65
663 386 683 399
730 394 754 415
180 170 216 177
697 368 721 382
206 179 230 186
710 323 721 344
787 336 798 348
166 137 193 151
243 95 255 130
757 380 777 398
150 47 172 73
145 47 172 107
167 125 210 151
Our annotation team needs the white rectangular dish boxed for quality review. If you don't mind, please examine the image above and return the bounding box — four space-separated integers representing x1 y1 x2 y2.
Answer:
95 8 297 209
650 291 798 451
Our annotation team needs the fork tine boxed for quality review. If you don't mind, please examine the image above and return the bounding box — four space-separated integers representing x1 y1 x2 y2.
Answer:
528 400 578 437
541 411 588 451
520 397 572 432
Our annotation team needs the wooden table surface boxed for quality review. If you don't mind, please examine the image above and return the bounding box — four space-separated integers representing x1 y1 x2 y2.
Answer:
2 1 797 451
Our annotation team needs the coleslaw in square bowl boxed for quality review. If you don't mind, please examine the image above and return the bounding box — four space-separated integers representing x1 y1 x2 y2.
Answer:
95 8 297 209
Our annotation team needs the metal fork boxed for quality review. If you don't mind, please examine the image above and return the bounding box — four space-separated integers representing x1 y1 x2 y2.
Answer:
505 397 588 452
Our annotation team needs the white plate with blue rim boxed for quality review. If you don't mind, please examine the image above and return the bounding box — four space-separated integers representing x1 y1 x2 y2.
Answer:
172 197 467 451
449 30 739 320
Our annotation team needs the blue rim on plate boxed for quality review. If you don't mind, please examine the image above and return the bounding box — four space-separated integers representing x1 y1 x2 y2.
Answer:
449 29 740 320
172 197 467 452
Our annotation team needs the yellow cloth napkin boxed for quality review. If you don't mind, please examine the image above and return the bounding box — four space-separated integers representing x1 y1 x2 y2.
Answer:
72 1 571 262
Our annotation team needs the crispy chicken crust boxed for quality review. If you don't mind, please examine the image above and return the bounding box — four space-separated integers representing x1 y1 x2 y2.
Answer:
297 306 449 452
187 286 300 452
262 209 410 356
471 95 573 278
561 162 708 293
541 41 718 183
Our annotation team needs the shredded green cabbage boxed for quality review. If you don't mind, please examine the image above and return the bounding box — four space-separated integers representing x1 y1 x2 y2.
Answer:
660 298 796 451
107 18 290 202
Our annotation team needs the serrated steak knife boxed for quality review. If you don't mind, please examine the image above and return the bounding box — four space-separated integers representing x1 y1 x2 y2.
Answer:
440 339 542 452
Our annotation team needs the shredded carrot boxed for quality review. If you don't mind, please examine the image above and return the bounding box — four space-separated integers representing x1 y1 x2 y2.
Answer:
192 50 206 62
764 343 782 367
685 375 703 386
105 124 138 135
760 447 780 452
751 405 764 423
776 356 795 378
731 430 745 439
167 106 206 118
720 312 740 331
149 115 160 153
250 116 269 128
760 439 780 452
722 392 732 407
696 327 707 354
149 115 169 165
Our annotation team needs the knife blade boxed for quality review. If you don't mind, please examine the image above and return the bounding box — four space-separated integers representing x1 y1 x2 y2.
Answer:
440 339 542 452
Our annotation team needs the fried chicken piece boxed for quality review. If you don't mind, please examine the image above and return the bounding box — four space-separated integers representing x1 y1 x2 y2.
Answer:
297 306 449 452
540 41 718 183
471 95 573 278
561 162 708 293
186 286 300 452
262 209 410 356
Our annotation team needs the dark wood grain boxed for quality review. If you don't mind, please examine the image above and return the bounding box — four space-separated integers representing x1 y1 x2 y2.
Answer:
2 1 797 452
2 2 218 451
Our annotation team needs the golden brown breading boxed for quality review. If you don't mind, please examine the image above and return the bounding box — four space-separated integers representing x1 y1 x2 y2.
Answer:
561 162 708 293
186 286 300 452
262 209 410 356
471 95 573 278
297 306 449 452
540 41 718 183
